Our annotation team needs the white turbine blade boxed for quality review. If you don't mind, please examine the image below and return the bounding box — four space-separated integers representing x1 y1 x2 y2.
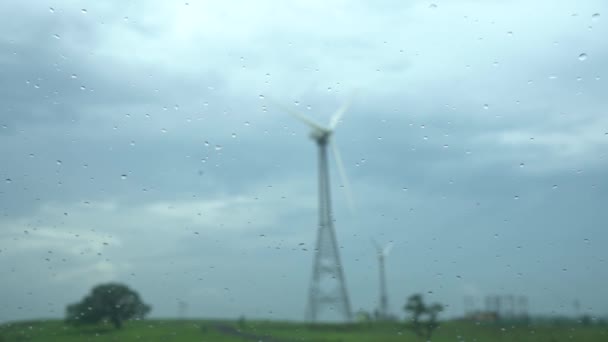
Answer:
371 238 381 251
265 97 327 132
382 242 394 257
328 94 355 130
331 140 355 213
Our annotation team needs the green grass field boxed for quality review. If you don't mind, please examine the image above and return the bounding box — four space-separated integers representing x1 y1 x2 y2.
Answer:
1 319 606 342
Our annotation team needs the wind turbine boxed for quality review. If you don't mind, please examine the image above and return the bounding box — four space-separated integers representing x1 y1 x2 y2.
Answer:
372 239 393 320
268 96 354 322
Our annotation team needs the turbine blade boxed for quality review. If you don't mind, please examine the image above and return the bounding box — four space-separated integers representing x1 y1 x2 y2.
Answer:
371 238 381 253
331 140 355 213
383 243 394 256
329 91 357 130
265 97 327 132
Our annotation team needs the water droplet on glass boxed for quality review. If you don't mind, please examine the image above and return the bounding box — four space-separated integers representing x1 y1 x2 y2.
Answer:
80 85 86 90
483 104 489 110
244 121 250 126
519 162 525 168
49 7 55 13
81 8 87 14
214 145 222 151
231 133 236 138
120 174 127 180
429 3 438 9
70 74 77 79
258 94 265 99
552 184 558 189
53 34 61 40
592 13 600 21
578 53 588 61
507 31 513 36
161 128 167 133
56 160 62 165
514 195 520 200
5 178 12 183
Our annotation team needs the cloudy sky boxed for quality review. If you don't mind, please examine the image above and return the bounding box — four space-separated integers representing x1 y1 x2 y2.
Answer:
1 0 607 323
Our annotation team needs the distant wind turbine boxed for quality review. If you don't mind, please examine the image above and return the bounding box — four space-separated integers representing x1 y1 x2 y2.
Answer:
372 239 393 320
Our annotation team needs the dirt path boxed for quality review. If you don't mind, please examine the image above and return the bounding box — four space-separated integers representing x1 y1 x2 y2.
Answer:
213 323 292 342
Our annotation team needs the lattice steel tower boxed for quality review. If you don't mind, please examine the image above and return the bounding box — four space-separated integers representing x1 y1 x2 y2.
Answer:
306 133 352 322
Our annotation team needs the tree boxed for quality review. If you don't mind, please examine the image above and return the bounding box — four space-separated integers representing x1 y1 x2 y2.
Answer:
66 283 151 329
424 303 444 339
403 293 444 340
404 294 425 324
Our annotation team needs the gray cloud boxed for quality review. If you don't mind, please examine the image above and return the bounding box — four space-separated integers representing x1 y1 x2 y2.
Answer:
1 0 607 323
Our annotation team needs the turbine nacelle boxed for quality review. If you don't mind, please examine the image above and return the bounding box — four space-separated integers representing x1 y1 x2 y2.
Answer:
372 239 394 258
309 128 332 144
